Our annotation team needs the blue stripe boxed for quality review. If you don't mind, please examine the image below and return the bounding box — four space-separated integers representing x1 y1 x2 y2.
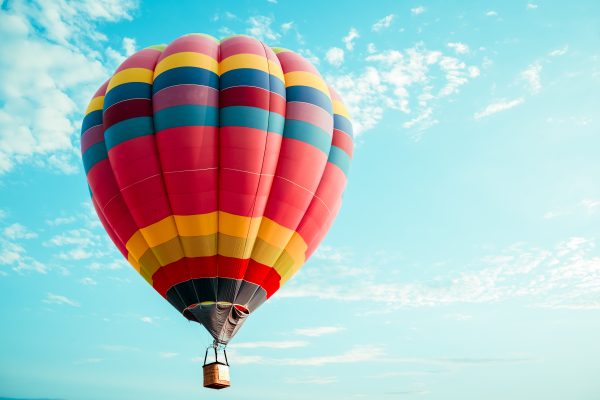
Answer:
286 86 332 114
153 67 219 94
220 69 286 97
82 141 108 173
154 105 219 131
333 115 354 138
81 110 103 135
104 82 152 109
283 119 332 154
104 116 154 150
220 106 285 134
327 145 351 176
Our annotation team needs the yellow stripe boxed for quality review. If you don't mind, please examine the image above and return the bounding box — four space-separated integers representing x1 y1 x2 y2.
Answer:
333 100 351 120
220 53 285 82
107 68 153 92
124 212 309 283
139 216 180 247
125 231 149 261
284 71 331 98
85 96 104 115
154 52 219 78
174 212 218 236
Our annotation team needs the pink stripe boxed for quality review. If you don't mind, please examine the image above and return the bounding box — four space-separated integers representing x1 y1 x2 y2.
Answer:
220 36 268 59
332 130 354 157
277 51 320 75
153 85 219 112
93 80 109 98
81 125 105 154
159 35 219 60
285 102 333 135
115 48 161 72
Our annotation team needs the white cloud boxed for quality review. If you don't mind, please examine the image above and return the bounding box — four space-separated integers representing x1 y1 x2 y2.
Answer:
314 245 346 263
230 345 384 366
486 11 498 17
279 237 600 311
140 316 155 324
473 98 524 119
44 292 80 307
231 341 308 349
342 28 359 51
372 15 395 32
549 45 569 57
46 216 77 226
0 0 138 175
3 223 37 239
328 44 478 136
411 6 426 15
0 236 47 274
298 48 320 65
88 259 126 270
100 344 139 352
527 3 538 10
80 277 97 285
521 63 542 93
122 37 136 56
444 313 473 321
325 47 345 67
246 16 280 42
280 21 294 33
295 326 345 337
447 42 470 55
581 199 600 213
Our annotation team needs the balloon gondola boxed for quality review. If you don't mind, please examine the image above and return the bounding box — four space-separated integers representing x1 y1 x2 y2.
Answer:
80 33 354 388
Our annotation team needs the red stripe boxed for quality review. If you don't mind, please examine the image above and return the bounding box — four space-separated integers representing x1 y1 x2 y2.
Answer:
103 99 153 129
152 255 281 298
158 35 219 60
81 125 105 154
220 86 285 115
332 129 354 158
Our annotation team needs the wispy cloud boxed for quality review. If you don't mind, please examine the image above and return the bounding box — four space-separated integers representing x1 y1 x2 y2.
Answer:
80 277 97 285
159 352 179 358
329 44 479 135
485 10 498 17
411 6 426 15
231 340 309 349
325 47 344 67
295 326 345 337
44 293 80 307
246 16 280 42
549 45 569 57
474 98 524 119
447 42 470 55
0 0 138 175
342 28 359 51
280 237 600 311
3 223 37 239
232 345 384 366
521 63 542 93
527 3 539 10
372 15 395 32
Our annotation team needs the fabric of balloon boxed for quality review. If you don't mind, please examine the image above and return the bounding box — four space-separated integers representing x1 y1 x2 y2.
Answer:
80 34 354 345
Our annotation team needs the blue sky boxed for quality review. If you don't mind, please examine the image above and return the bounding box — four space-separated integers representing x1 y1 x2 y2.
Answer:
1 0 600 399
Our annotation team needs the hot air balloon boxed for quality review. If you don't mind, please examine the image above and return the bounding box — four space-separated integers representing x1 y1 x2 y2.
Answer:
80 34 353 388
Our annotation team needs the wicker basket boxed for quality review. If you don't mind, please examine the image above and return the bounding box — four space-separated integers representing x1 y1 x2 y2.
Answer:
203 362 230 389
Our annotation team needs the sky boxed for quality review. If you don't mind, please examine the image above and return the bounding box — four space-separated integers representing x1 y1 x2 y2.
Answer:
1 0 600 399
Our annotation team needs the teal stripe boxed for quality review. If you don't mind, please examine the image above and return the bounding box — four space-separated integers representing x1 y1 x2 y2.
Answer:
220 106 285 134
154 105 219 131
327 145 351 176
283 119 332 155
104 116 154 150
83 141 108 173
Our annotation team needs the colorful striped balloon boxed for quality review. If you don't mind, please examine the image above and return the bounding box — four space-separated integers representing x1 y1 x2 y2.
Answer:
81 34 353 345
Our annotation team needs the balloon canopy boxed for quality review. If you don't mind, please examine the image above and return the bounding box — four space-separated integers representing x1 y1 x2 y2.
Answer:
81 34 354 345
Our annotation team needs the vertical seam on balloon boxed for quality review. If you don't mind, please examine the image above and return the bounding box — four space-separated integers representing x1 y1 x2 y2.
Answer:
263 64 334 295
213 38 222 341
232 40 275 317
105 51 189 312
150 48 202 307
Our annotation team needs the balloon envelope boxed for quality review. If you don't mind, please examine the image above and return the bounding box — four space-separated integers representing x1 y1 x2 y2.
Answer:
81 34 353 344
